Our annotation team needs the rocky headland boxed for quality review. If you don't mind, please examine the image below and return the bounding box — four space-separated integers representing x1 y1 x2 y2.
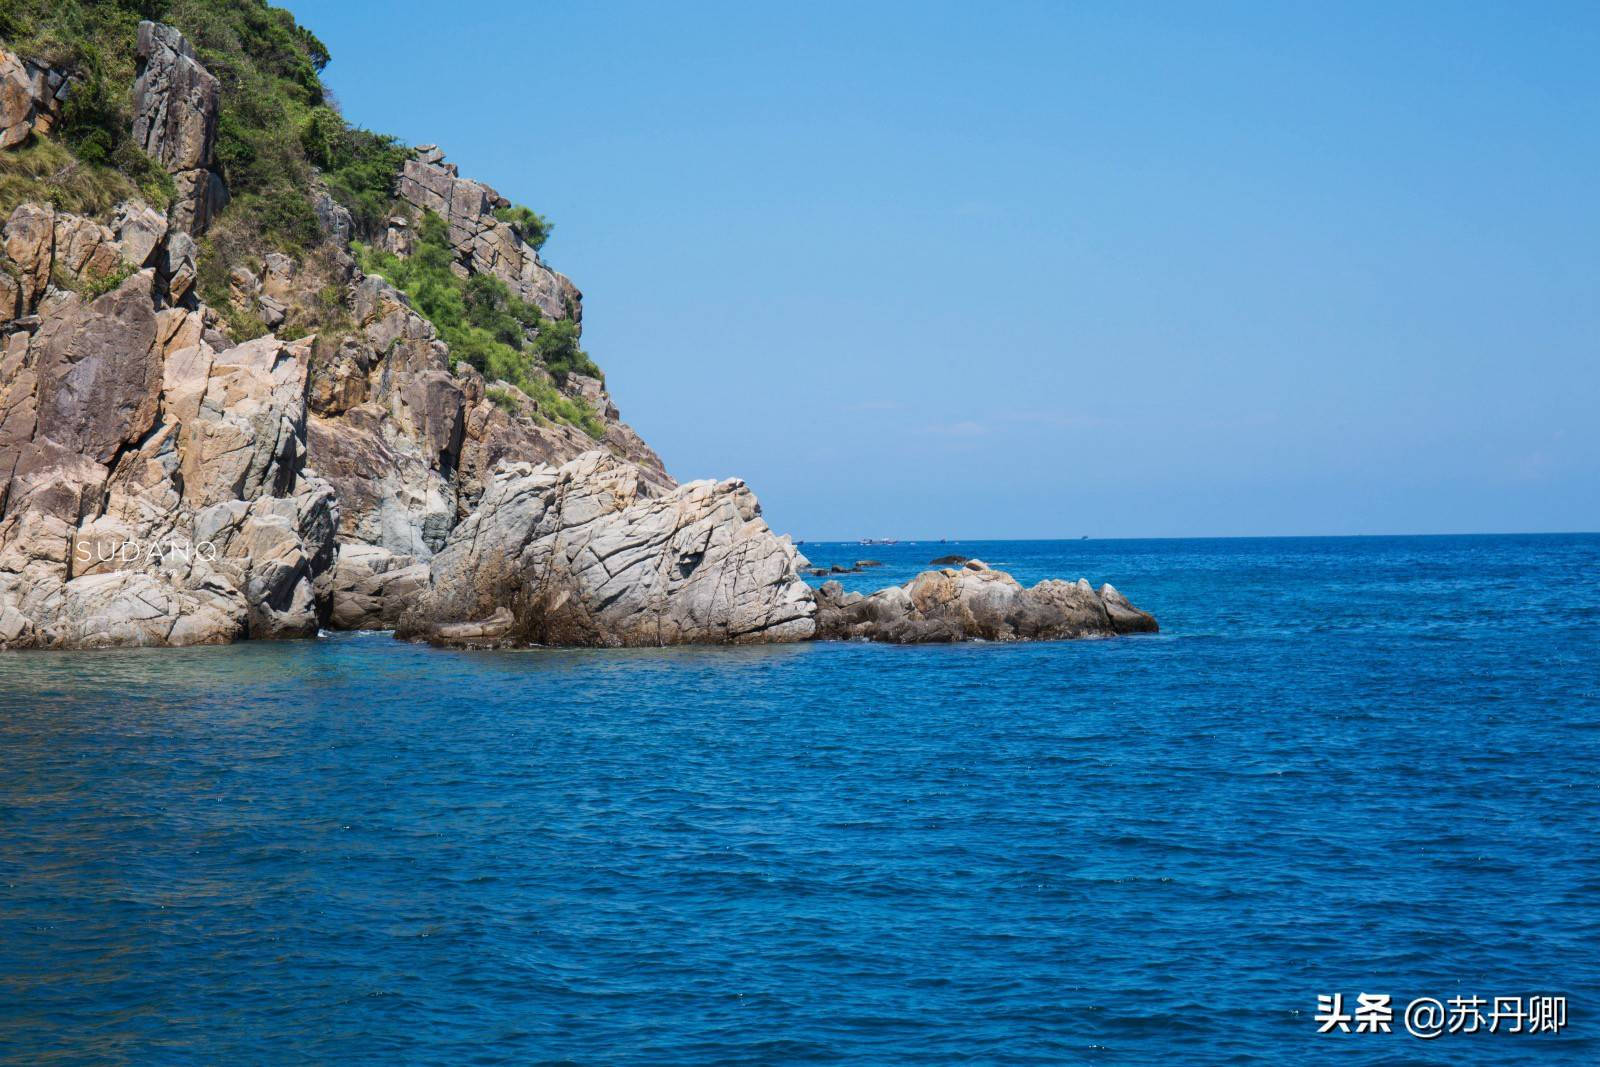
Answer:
0 7 1155 650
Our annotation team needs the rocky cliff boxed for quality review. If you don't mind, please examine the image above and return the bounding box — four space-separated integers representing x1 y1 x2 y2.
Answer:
0 7 1156 649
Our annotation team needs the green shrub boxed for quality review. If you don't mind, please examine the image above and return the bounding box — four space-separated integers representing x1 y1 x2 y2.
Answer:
355 210 603 438
77 261 137 298
322 127 407 236
493 204 551 251
532 316 601 381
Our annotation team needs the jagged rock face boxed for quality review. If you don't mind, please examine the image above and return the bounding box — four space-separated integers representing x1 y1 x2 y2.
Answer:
311 177 354 245
325 542 429 630
306 275 462 557
813 560 1160 643
0 270 336 648
131 21 227 233
395 148 582 321
397 451 816 648
304 272 672 628
0 199 173 331
0 47 68 149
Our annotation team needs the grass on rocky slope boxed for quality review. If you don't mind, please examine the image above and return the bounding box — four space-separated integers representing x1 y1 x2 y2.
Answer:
0 137 152 218
3 0 370 245
2 2 541 272
358 212 604 438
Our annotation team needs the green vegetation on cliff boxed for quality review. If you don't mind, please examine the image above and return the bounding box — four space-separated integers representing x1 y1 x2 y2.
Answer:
2 0 603 437
357 212 604 438
4 0 554 255
2 0 389 249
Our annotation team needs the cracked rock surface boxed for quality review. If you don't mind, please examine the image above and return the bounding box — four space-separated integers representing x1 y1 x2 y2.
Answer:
0 46 68 149
398 451 815 647
0 271 334 648
131 21 227 234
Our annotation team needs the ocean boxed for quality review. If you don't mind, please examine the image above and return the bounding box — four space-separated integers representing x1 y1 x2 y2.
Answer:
2 534 1596 1063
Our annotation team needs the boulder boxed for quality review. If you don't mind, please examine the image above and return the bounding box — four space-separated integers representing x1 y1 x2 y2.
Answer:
326 543 430 630
0 201 173 315
398 451 815 647
311 177 354 245
158 231 199 302
814 567 1158 643
111 200 169 267
50 213 123 283
4 201 55 310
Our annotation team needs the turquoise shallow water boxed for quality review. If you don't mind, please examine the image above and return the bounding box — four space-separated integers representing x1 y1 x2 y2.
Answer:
2 534 1597 1064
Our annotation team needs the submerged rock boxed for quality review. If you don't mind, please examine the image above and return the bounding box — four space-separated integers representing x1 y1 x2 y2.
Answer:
398 450 815 647
814 561 1158 643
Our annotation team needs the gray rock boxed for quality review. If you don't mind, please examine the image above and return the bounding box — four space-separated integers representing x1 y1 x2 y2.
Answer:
131 22 227 233
305 272 673 588
311 177 353 244
814 565 1158 643
394 149 582 322
257 294 288 328
111 200 168 267
326 543 430 630
159 230 199 303
4 201 57 310
0 47 68 149
398 451 815 647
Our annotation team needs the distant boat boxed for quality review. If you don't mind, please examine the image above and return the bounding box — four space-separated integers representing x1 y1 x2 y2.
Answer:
857 538 898 546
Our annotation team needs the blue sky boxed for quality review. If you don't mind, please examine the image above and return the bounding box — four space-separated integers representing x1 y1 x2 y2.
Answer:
291 0 1598 539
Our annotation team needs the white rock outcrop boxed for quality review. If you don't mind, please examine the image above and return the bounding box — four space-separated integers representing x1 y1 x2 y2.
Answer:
398 451 816 647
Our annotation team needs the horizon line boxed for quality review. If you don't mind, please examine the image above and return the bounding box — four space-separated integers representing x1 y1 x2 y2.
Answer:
793 529 1600 544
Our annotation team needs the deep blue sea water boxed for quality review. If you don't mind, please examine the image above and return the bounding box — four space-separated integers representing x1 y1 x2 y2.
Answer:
2 534 1597 1064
